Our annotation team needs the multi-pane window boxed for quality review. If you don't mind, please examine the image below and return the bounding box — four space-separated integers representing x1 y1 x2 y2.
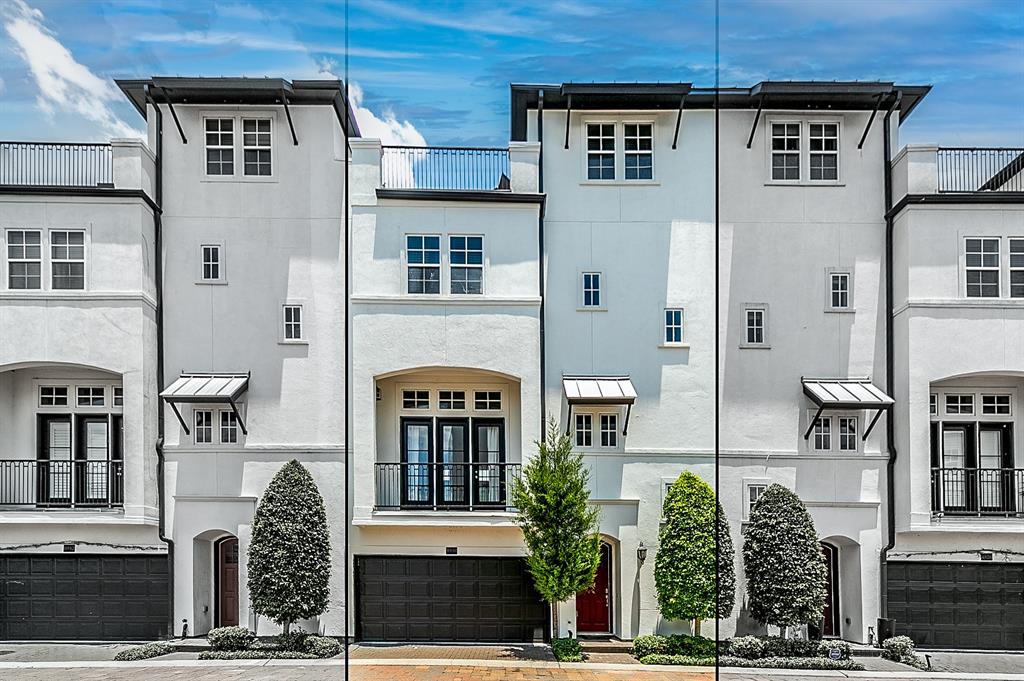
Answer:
586 123 615 180
839 416 857 451
450 236 483 294
474 391 502 410
242 118 272 176
809 123 839 181
7 230 41 289
665 308 683 344
771 123 800 180
439 390 466 410
930 394 937 416
283 305 302 340
194 410 213 444
582 272 602 307
945 394 974 415
407 235 441 294
220 411 239 444
965 238 1000 297
575 413 592 447
982 395 1011 415
745 307 766 345
747 483 767 518
51 231 85 289
402 390 429 409
624 123 653 180
829 272 850 309
600 414 618 447
813 416 832 451
76 386 104 407
1011 239 1024 298
201 244 221 281
39 386 68 406
205 118 234 175
113 386 123 407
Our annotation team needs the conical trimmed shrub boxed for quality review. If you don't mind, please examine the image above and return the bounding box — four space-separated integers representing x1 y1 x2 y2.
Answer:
716 499 736 618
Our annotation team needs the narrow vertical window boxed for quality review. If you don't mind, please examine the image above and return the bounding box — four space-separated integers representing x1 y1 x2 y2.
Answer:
813 416 832 451
745 307 766 345
220 411 239 444
829 272 850 309
283 305 303 340
406 235 440 294
748 483 767 518
194 410 213 444
575 413 592 447
624 123 653 180
965 238 1000 297
930 394 937 416
839 416 857 451
582 272 602 307
586 123 615 180
664 308 683 344
205 118 234 175
809 123 839 181
7 230 41 289
113 386 123 407
1010 239 1024 298
771 123 800 180
600 413 618 447
242 118 272 176
450 235 483 294
201 244 221 281
51 231 85 289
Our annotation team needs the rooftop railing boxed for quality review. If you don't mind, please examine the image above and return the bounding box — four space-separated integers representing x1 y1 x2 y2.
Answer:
937 147 1024 193
381 145 510 191
0 141 114 188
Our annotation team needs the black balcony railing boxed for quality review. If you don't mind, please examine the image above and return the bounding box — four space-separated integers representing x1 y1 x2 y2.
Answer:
936 148 1024 193
931 467 1024 518
0 141 114 188
374 461 520 512
380 146 510 191
0 460 124 509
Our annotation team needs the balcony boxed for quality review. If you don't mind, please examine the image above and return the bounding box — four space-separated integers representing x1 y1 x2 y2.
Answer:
0 460 124 509
0 141 113 188
931 467 1024 518
380 145 511 191
374 462 520 513
894 145 1024 198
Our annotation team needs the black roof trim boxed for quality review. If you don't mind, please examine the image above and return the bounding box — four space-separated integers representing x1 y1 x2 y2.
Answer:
376 188 545 211
887 192 1024 219
0 186 160 213
561 82 692 96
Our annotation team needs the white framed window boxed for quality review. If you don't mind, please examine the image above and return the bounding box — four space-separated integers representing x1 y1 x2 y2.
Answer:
586 123 615 180
930 393 937 416
1010 238 1024 298
945 393 974 416
39 386 68 407
746 483 768 520
600 413 618 447
113 386 123 407
242 118 272 176
770 122 800 181
282 304 303 341
813 415 831 451
194 409 213 444
581 271 602 308
827 270 852 310
742 304 768 347
965 237 1000 298
7 229 41 289
664 308 684 344
220 411 239 444
809 123 839 181
402 389 430 409
474 391 502 410
839 416 858 451
449 235 483 294
439 390 466 410
205 118 234 175
982 394 1011 416
50 230 85 290
406 235 441 294
575 413 593 447
623 123 653 180
76 386 104 407
201 244 223 282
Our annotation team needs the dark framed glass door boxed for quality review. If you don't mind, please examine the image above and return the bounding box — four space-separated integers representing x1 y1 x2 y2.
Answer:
401 418 432 506
37 415 72 505
940 423 976 512
472 418 505 507
76 416 110 504
979 423 1013 513
437 419 469 507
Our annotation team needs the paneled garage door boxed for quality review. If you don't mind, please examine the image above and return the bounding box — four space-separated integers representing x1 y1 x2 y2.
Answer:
887 561 1024 650
356 556 549 642
0 554 169 640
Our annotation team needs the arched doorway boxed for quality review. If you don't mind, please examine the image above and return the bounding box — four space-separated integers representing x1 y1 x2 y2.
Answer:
577 542 612 634
821 542 840 638
214 536 239 627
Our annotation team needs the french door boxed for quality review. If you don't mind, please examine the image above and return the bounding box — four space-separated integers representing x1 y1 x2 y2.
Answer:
400 417 505 509
77 417 110 504
437 419 469 505
939 423 975 512
979 423 1013 513
38 415 72 505
401 418 432 506
473 419 506 507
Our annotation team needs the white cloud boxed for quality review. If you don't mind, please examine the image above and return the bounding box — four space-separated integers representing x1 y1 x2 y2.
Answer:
2 0 142 139
340 79 427 147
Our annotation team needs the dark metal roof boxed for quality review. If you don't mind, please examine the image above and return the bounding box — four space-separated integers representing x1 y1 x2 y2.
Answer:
115 77 360 136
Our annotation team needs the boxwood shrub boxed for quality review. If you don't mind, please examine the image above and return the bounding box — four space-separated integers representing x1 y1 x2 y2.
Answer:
631 634 668 659
304 635 341 658
632 633 717 659
817 639 852 660
113 642 175 661
727 635 767 659
638 654 715 666
552 637 583 662
199 650 320 660
207 625 255 651
882 635 927 669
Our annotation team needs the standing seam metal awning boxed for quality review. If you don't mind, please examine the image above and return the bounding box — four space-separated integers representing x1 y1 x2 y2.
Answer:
801 377 894 440
562 376 637 436
160 372 250 435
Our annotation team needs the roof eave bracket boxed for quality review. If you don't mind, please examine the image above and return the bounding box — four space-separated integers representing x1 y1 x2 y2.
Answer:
623 402 632 437
746 95 765 149
160 87 188 145
282 89 299 145
803 403 826 440
168 401 190 436
228 398 249 435
563 94 572 150
672 93 687 150
863 406 887 440
857 92 885 150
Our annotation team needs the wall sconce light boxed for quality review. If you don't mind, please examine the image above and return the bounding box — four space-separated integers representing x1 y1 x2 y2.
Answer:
637 541 648 563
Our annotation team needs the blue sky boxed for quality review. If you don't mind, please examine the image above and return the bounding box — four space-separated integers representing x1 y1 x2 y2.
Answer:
1 0 1022 146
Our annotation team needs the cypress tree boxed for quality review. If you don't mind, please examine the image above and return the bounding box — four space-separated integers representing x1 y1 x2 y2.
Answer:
716 499 737 619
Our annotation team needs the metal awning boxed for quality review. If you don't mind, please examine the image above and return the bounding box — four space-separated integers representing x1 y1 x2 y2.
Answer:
802 377 894 440
562 375 637 436
160 372 250 435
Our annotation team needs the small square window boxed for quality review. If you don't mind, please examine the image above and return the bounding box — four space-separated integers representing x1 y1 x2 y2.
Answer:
474 391 501 411
220 411 239 443
40 386 68 407
600 413 617 447
664 308 683 344
839 416 857 451
813 416 831 451
439 390 466 410
582 272 602 308
945 394 974 415
201 244 222 281
283 305 303 341
575 413 592 447
981 395 1011 415
76 386 104 407
194 410 213 444
402 390 429 409
113 386 123 407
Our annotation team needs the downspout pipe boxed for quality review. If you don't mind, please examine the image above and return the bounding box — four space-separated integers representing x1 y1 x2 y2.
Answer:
880 90 902 630
537 90 546 432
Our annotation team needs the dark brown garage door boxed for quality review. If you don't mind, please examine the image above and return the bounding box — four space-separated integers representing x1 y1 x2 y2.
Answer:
356 556 549 642
887 561 1024 650
0 554 169 640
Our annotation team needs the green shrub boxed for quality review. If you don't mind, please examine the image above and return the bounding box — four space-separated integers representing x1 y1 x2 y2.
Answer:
881 635 927 669
727 635 767 659
304 635 341 658
275 629 309 651
719 656 864 670
114 642 175 661
666 634 717 657
199 650 320 660
638 654 715 666
207 625 255 651
552 637 583 662
817 639 852 660
631 634 668 659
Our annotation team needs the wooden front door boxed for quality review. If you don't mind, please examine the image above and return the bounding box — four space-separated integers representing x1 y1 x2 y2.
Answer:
821 542 840 637
217 537 239 627
577 543 611 633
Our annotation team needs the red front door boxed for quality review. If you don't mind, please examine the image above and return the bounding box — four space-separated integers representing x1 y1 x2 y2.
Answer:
577 543 611 633
217 537 239 627
821 542 839 637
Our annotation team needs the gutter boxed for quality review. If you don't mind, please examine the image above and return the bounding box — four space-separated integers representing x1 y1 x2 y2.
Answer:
538 90 546 432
